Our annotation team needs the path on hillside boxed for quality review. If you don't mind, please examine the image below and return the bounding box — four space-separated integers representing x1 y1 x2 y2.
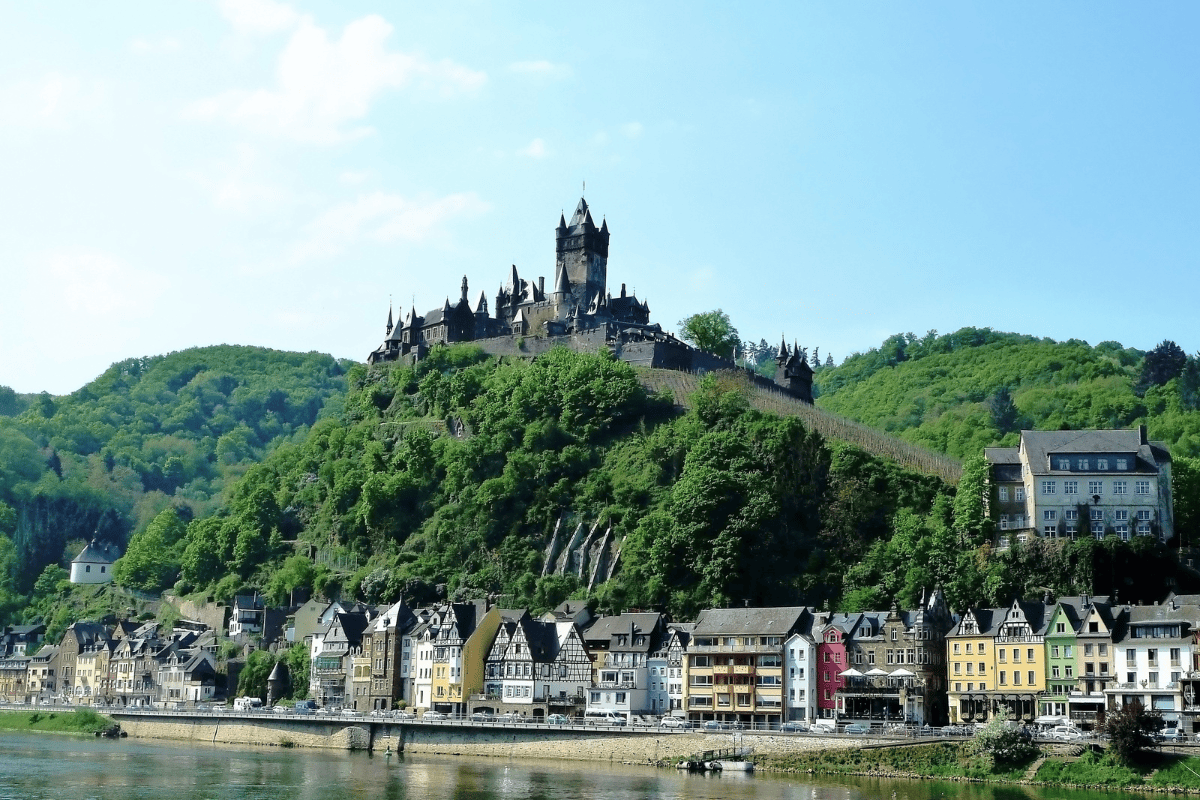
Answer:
637 368 963 484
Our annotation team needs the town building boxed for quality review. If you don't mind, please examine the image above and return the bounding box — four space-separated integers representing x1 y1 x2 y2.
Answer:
986 428 1174 547
228 594 265 639
1105 598 1199 736
784 630 817 722
684 607 805 727
583 612 667 721
947 599 1050 724
367 600 416 712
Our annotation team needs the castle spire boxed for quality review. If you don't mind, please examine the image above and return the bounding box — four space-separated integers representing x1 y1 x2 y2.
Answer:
461 275 468 303
558 211 567 230
776 335 789 361
386 303 394 336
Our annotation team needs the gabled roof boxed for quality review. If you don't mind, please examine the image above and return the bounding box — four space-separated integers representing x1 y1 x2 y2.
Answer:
692 606 807 637
233 595 264 612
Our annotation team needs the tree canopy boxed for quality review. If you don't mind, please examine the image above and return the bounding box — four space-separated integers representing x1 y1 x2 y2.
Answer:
677 310 741 359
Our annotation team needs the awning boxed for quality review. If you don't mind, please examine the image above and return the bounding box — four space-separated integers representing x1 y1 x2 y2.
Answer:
839 668 864 678
890 668 915 677
864 668 888 677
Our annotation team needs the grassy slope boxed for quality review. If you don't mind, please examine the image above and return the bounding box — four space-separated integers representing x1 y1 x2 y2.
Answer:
0 709 111 735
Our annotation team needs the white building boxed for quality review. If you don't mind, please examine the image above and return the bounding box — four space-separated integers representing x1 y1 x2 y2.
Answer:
1105 599 1197 735
987 427 1173 547
69 540 119 585
784 631 818 722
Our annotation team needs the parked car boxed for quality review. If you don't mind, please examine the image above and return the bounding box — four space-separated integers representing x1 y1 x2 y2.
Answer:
272 705 290 714
471 711 494 722
1157 728 1184 742
392 709 415 719
780 721 808 733
294 700 318 715
422 710 448 720
546 714 570 725
1049 726 1085 741
845 723 870 735
341 708 363 717
811 720 836 734
659 716 689 729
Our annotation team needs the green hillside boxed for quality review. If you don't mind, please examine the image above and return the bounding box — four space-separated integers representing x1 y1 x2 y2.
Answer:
814 328 1200 460
0 345 353 615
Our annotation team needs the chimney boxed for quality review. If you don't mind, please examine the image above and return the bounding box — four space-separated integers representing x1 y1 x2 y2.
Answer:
539 277 545 295
1140 424 1148 444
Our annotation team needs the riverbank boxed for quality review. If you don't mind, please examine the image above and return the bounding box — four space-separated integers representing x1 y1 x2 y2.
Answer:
0 709 111 735
755 741 1200 795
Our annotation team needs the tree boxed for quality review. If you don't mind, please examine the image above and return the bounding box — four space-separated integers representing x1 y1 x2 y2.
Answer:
988 387 1020 435
1105 700 1163 764
970 705 1037 769
113 508 186 592
1173 457 1200 548
1137 340 1187 395
677 310 740 359
237 649 277 700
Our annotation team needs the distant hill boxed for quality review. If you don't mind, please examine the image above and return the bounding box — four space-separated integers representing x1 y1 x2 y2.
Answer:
812 328 1200 460
0 345 353 597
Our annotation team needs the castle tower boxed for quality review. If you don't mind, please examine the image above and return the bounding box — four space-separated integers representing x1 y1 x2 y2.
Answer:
556 198 608 311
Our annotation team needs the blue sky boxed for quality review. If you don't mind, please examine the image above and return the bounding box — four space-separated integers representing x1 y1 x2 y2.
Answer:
2 1 1197 395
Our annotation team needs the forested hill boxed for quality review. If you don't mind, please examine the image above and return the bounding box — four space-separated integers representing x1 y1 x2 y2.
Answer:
813 328 1200 461
0 345 353 609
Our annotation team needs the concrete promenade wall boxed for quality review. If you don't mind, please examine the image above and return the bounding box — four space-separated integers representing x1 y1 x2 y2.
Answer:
112 713 888 764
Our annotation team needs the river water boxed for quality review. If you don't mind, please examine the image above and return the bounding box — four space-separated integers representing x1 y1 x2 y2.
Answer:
0 733 1138 800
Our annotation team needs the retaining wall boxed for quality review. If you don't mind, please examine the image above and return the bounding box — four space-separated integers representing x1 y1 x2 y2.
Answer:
112 713 888 764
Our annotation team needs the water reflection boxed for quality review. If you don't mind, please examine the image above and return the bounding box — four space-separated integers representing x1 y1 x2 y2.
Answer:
0 734 1141 800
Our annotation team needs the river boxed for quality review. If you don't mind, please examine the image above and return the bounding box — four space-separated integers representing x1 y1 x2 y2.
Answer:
0 733 1142 800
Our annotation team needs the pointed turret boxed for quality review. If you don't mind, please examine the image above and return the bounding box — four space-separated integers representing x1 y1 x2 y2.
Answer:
553 263 571 296
509 264 520 293
460 275 468 303
385 305 394 336
475 290 488 316
569 197 589 227
557 211 567 231
776 335 789 362
443 297 451 313
582 207 595 229
600 216 608 234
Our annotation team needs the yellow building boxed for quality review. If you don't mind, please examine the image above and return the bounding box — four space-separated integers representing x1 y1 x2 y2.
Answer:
429 601 501 715
947 599 1050 723
74 643 113 705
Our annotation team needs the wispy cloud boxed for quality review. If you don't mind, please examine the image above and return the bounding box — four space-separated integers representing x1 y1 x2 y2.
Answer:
130 36 182 54
620 121 643 139
217 0 300 36
185 143 292 213
293 191 491 260
39 250 169 315
188 13 486 143
519 138 547 158
0 73 109 130
508 60 572 80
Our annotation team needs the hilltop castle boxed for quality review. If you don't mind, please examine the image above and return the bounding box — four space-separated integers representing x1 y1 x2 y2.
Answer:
367 197 813 403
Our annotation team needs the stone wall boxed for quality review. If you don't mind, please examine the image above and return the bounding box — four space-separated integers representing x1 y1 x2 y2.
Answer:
113 712 887 763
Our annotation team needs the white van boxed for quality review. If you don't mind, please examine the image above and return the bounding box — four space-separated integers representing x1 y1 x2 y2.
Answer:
233 696 263 711
811 719 836 734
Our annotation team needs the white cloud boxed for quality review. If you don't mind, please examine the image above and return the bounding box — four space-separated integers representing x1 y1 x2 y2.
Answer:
339 170 373 185
189 13 486 143
620 121 643 139
130 36 182 54
508 60 572 79
39 250 169 315
0 73 108 130
217 0 300 36
185 143 292 213
294 191 491 260
519 138 547 158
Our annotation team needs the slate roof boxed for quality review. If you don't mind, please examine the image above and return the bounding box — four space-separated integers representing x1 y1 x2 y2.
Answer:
1019 429 1165 474
582 612 664 652
692 606 807 637
72 540 120 565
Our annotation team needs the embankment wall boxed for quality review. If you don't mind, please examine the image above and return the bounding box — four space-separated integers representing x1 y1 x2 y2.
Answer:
112 713 887 763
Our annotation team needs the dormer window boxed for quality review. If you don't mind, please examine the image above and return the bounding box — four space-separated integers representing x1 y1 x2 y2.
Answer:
1057 458 1070 470
1079 459 1089 471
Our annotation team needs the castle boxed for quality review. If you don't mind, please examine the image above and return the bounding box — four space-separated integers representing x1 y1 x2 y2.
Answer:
367 197 813 403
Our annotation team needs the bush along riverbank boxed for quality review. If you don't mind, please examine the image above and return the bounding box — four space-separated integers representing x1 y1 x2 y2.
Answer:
755 742 1200 794
0 709 112 736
